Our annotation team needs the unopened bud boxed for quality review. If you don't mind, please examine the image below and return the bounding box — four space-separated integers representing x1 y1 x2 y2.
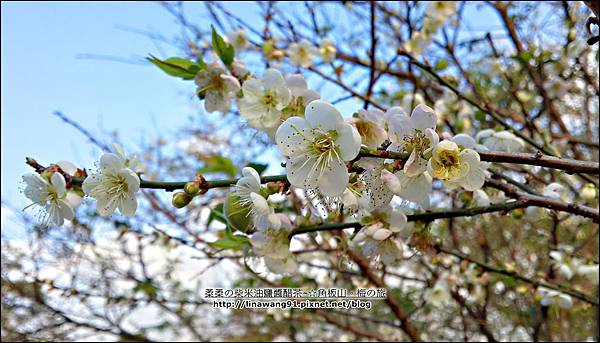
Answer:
172 192 193 208
581 183 598 202
184 182 200 196
224 193 253 233
265 182 283 195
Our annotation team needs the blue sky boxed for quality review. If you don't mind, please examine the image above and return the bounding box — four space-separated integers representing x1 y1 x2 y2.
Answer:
1 2 198 208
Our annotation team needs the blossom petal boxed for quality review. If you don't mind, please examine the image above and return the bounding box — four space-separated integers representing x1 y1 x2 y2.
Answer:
276 117 313 157
452 133 476 149
262 68 287 89
100 153 124 173
47 203 64 226
50 172 67 197
118 192 138 217
335 122 361 161
241 79 262 101
388 211 407 232
122 170 140 193
57 160 77 175
57 199 74 221
242 167 261 182
265 255 297 274
286 74 308 95
459 149 485 191
396 170 432 208
82 174 102 195
305 100 343 131
96 196 118 216
410 104 437 131
316 159 348 196
286 155 319 190
373 228 392 241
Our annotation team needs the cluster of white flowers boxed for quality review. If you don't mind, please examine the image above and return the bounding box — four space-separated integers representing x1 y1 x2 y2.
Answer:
226 29 249 54
22 144 144 224
537 287 573 309
224 166 297 274
427 278 452 307
353 205 409 265
404 1 457 56
226 167 280 232
250 213 297 274
549 250 599 284
238 69 321 138
195 62 241 114
287 38 336 67
475 129 525 153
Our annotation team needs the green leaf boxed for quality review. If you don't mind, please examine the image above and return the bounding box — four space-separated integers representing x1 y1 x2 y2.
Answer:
211 25 235 66
475 111 487 121
434 59 449 71
209 225 249 251
147 56 199 80
198 155 238 178
209 238 245 250
196 53 207 70
246 163 269 175
133 280 158 298
207 203 226 227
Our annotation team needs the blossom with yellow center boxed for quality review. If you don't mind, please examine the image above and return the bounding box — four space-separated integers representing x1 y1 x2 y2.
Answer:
350 108 388 148
288 39 318 67
276 100 361 196
427 140 486 191
319 38 336 63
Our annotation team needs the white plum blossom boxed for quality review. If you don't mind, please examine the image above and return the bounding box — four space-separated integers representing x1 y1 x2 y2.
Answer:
543 182 571 201
112 143 146 174
288 39 318 67
475 129 525 153
238 68 292 132
230 167 280 231
354 205 409 265
577 264 599 284
350 108 388 147
342 188 365 213
426 1 457 24
82 151 140 217
281 74 320 119
275 100 361 197
452 133 487 152
538 287 573 309
250 226 290 260
264 254 298 274
250 213 297 274
394 169 433 208
388 104 439 177
383 106 407 132
226 29 248 53
56 160 84 207
473 189 492 207
355 158 398 210
544 78 570 99
22 172 75 226
195 62 241 114
549 250 579 280
427 278 452 307
231 60 250 79
427 140 486 191
319 38 336 63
